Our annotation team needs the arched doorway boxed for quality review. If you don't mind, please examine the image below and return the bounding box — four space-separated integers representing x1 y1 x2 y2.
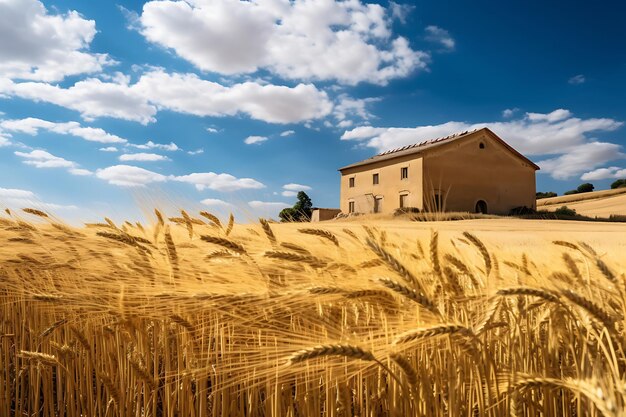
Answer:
475 200 488 214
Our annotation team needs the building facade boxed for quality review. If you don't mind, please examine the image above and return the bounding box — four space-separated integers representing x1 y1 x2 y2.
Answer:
338 128 539 215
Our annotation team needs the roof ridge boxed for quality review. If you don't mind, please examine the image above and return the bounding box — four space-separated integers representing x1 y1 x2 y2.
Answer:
375 128 480 157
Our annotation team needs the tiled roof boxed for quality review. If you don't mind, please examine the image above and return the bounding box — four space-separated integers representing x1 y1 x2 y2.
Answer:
338 129 480 171
338 127 540 171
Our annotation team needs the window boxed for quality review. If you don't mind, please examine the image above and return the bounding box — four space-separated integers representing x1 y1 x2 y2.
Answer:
399 194 408 208
372 173 379 185
479 142 485 149
374 197 383 213
349 177 355 187
348 201 355 213
401 167 408 179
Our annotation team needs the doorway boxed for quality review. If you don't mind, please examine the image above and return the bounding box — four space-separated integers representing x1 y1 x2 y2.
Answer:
475 200 488 214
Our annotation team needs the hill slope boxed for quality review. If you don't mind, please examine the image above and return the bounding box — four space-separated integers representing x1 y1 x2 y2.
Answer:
537 188 626 217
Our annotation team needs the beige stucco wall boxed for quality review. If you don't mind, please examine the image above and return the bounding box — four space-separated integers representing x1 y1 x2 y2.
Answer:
422 132 536 214
339 155 423 214
311 208 342 222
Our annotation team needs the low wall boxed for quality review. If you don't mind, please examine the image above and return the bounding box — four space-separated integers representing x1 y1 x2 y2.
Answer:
311 208 341 222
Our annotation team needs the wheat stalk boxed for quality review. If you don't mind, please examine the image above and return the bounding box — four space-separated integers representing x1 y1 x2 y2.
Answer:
463 232 491 276
200 235 246 254
393 324 476 345
225 213 234 236
199 211 222 229
259 218 277 245
298 228 339 246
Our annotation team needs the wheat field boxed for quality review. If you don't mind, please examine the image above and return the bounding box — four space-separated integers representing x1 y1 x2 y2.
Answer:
1 208 625 416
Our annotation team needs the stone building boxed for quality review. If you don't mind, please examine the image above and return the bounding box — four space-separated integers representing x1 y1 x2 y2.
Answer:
338 128 539 215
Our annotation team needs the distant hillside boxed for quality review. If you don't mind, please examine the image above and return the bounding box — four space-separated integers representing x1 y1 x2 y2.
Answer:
537 188 626 217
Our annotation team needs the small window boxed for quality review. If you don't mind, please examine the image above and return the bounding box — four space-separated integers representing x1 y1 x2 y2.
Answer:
479 142 485 149
399 194 408 208
373 173 379 185
401 167 408 179
348 201 355 213
349 177 355 187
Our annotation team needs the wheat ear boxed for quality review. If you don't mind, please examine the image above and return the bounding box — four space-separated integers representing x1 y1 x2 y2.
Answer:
298 228 340 246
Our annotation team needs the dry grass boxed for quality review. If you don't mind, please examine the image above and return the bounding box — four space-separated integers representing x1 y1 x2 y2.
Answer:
0 209 625 416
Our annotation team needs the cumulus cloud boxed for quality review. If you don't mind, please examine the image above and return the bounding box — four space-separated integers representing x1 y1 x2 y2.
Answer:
281 191 297 197
0 187 77 211
0 0 113 82
139 0 428 85
96 165 167 187
248 201 290 210
15 149 76 168
502 108 519 118
0 117 127 143
173 172 265 192
333 94 379 125
0 70 333 125
581 167 626 181
0 77 157 124
425 25 455 50
569 74 585 85
99 147 118 152
119 153 169 162
13 149 92 176
129 140 179 151
341 109 624 180
280 130 295 137
283 183 312 191
133 70 333 124
200 198 234 208
244 135 268 145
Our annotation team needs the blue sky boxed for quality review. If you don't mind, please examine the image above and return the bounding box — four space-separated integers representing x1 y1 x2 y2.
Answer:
1 0 625 221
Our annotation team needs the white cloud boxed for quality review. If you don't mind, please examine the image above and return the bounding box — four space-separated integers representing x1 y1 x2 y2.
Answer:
0 0 113 82
96 165 167 187
389 1 414 24
129 140 179 151
0 77 157 124
537 142 624 180
526 109 572 123
0 117 127 143
187 148 204 155
134 70 333 124
283 183 312 191
0 70 333 124
281 191 297 197
248 201 290 209
569 74 585 85
280 130 295 137
581 167 626 181
119 153 169 162
173 172 265 192
244 135 268 145
425 25 455 50
341 109 625 180
0 135 11 147
206 127 219 133
15 149 76 168
333 94 379 127
0 188 36 199
200 198 234 208
68 168 92 176
502 108 519 118
139 0 428 85
0 187 78 211
99 146 118 152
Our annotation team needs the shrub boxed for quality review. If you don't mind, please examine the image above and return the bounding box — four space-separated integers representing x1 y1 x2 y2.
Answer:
536 191 557 199
611 179 626 189
555 206 577 216
393 207 420 216
576 183 594 193
563 190 578 195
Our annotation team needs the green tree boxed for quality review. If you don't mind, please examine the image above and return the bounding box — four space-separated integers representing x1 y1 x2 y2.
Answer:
576 183 594 193
279 191 313 222
611 179 626 189
536 191 557 199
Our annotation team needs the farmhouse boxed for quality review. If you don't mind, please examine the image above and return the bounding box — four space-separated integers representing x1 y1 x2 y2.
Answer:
338 127 539 215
